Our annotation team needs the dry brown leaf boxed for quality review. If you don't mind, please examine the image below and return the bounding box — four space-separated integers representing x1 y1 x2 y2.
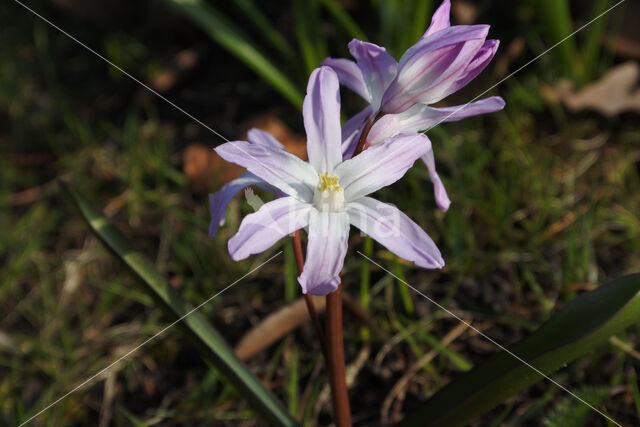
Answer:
240 114 308 160
452 0 478 25
152 49 200 92
182 144 244 194
603 35 640 60
234 296 325 361
494 37 525 78
555 61 640 117
0 330 16 353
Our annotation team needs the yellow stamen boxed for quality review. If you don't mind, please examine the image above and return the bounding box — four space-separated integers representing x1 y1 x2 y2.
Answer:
317 172 342 191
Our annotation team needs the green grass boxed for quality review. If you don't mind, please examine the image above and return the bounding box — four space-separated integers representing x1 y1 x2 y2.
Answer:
1 0 639 425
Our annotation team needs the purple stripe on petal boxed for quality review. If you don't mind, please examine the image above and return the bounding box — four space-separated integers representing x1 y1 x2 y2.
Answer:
398 25 489 71
228 197 312 261
423 0 451 38
449 39 500 94
348 40 398 110
298 210 350 295
335 133 431 201
347 197 444 268
386 40 487 112
215 141 318 202
303 67 343 174
418 38 487 104
322 57 370 101
208 172 265 238
382 25 490 113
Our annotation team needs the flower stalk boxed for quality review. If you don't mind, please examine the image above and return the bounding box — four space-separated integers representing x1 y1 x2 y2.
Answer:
326 286 351 426
353 111 384 155
324 115 378 426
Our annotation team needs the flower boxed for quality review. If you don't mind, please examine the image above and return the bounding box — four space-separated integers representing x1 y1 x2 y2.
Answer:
324 0 503 116
214 66 444 295
323 0 505 210
209 107 369 238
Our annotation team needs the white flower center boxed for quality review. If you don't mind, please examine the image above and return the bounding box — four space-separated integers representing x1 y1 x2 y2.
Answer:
313 172 345 212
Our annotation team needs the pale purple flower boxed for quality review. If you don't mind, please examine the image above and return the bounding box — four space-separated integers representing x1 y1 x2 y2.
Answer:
209 113 366 238
213 67 443 295
323 0 505 210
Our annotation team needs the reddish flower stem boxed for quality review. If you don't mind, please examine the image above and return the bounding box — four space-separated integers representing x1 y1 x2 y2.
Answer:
324 112 382 426
326 286 351 426
353 110 384 155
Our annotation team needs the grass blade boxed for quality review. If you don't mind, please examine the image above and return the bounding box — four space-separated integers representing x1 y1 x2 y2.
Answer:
286 345 299 415
394 256 414 316
534 0 579 79
293 0 327 75
400 273 640 426
631 369 640 420
419 332 472 372
405 0 432 53
581 0 613 82
283 238 298 303
61 182 298 427
320 0 368 41
541 386 610 427
360 236 373 340
377 0 403 57
232 0 298 66
164 0 303 108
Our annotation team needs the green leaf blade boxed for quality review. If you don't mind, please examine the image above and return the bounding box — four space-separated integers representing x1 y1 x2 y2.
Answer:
164 0 303 108
400 273 640 426
232 0 298 66
320 0 368 42
61 182 298 427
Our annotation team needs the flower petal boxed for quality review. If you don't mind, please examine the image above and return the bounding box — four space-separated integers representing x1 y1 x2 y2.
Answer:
347 197 444 268
303 66 343 173
322 57 370 101
398 25 489 70
421 148 451 211
449 39 499 94
247 128 285 149
423 0 451 37
414 95 505 125
335 133 430 201
228 197 312 260
341 105 373 159
382 25 489 113
298 210 350 295
368 96 505 144
215 140 318 202
208 172 267 237
348 40 398 110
